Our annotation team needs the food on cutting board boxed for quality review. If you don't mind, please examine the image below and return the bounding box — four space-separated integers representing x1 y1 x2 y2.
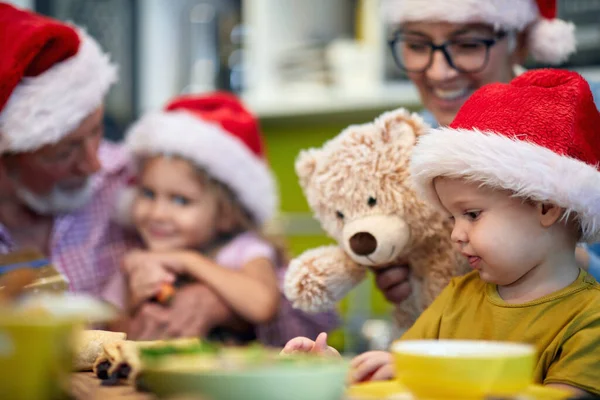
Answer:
94 340 140 386
74 330 127 371
93 337 204 386
90 338 342 388
140 340 341 373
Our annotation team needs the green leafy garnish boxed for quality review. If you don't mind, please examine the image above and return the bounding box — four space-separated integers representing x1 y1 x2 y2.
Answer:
140 341 218 359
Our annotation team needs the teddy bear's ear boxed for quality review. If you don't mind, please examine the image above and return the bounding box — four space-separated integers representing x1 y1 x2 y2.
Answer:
295 149 320 189
375 108 430 143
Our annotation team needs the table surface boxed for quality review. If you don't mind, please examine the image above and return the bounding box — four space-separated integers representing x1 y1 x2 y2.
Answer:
71 373 155 400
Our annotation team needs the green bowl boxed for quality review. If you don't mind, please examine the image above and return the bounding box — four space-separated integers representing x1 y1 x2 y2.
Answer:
138 346 350 400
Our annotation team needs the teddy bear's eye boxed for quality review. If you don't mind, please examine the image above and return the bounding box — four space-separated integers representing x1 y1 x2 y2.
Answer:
336 211 345 220
368 197 377 207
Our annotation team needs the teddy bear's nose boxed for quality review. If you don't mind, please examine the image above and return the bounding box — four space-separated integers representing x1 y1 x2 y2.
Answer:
349 232 378 256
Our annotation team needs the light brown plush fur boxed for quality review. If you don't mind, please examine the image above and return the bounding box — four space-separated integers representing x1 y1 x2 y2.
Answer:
283 108 470 328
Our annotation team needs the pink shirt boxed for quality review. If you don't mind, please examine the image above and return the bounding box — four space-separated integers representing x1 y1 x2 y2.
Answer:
103 232 339 346
209 232 340 346
0 141 135 296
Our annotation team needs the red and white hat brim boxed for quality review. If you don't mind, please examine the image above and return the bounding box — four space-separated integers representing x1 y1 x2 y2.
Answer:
411 128 600 243
383 0 538 31
382 0 576 65
122 110 278 226
0 29 117 153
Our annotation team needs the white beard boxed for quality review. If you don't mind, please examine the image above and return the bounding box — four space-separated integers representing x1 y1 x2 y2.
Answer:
15 179 94 215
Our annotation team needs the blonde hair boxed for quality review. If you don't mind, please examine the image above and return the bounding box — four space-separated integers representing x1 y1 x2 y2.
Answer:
199 167 289 265
145 154 288 265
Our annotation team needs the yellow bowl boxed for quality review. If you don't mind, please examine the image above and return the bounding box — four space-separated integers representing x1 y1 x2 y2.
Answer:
346 381 572 400
0 294 116 400
0 311 77 400
392 340 536 399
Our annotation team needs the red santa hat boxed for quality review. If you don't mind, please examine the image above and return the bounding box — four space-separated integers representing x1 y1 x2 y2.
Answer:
0 3 117 154
117 92 278 226
410 69 600 242
383 0 576 65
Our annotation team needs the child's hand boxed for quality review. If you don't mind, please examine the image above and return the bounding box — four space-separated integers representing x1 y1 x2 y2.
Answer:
280 332 341 358
350 351 394 384
575 245 590 270
122 250 176 307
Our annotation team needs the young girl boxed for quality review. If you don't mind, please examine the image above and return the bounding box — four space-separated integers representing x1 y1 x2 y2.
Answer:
103 92 338 345
283 69 600 396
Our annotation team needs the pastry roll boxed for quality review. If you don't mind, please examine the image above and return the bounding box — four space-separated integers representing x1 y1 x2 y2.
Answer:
113 341 143 384
93 338 203 384
120 338 202 383
74 330 126 371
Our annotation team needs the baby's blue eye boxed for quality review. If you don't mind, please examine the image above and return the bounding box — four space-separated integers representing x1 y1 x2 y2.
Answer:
140 187 155 199
172 195 190 206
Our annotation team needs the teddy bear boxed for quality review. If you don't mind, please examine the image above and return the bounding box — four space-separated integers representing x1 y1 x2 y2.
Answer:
283 108 470 328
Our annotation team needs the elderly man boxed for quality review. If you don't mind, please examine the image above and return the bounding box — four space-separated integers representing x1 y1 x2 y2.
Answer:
0 3 128 295
0 3 238 337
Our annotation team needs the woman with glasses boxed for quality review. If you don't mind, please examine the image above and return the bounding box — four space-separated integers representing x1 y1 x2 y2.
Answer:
372 0 600 309
388 28 522 128
384 0 575 128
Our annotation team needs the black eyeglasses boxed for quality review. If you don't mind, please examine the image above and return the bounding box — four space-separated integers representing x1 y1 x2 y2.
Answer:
388 31 508 73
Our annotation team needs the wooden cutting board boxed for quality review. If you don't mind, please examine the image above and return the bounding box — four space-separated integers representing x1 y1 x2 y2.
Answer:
71 373 155 400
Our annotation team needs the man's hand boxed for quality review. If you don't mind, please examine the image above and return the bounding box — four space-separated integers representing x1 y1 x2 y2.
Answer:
126 302 170 340
127 283 234 340
163 283 233 338
372 263 412 305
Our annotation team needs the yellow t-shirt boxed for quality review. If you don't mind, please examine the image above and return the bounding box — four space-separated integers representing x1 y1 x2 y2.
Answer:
401 269 600 394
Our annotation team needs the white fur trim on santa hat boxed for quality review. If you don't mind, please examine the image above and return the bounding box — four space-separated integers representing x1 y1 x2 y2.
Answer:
383 0 576 65
0 29 117 153
410 128 600 243
383 0 539 31
123 111 278 226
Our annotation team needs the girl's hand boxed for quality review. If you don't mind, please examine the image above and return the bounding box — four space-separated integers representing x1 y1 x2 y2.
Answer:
350 351 394 384
281 332 341 358
121 250 176 307
153 250 203 275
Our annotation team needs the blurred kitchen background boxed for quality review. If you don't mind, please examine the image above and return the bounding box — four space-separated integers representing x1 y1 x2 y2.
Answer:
8 0 600 352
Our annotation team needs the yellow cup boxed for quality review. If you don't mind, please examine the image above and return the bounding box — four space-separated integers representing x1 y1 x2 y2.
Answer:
0 311 78 400
392 340 536 399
